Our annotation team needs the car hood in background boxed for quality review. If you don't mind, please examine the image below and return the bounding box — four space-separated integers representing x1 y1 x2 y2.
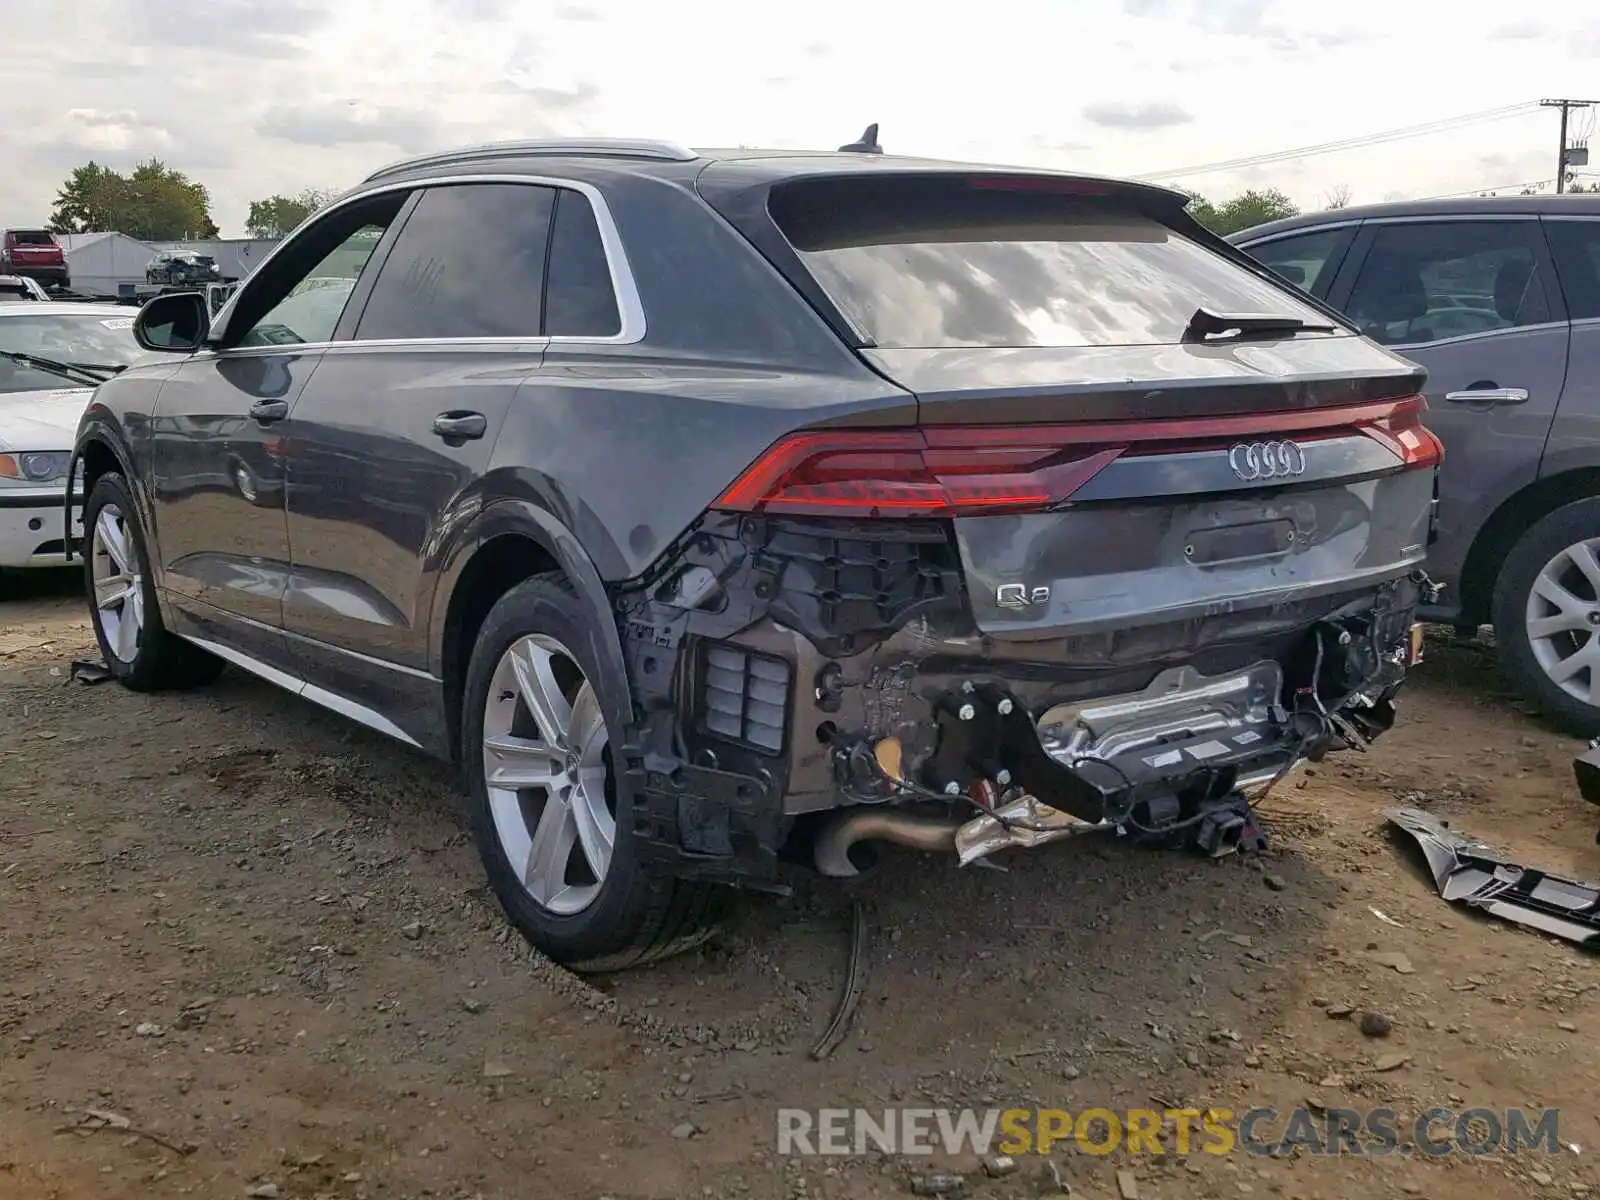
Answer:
0 386 92 450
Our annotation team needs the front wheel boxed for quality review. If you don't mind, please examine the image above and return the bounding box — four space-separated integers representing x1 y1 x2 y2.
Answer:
82 472 221 691
1493 497 1600 735
461 574 729 971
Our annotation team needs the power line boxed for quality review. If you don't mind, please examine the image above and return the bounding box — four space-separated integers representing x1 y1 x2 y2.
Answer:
1422 170 1600 200
1424 178 1552 199
1136 102 1540 182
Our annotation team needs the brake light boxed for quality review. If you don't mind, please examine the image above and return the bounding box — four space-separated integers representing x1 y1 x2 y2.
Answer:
711 428 1123 518
714 395 1442 519
1356 395 1443 468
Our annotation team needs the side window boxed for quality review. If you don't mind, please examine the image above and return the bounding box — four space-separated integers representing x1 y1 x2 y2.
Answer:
354 183 555 340
1246 229 1348 296
1545 219 1600 321
543 190 621 337
231 192 408 348
1345 220 1550 347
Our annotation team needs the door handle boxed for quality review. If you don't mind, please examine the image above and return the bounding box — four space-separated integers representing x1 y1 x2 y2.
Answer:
1443 387 1529 406
249 399 290 423
432 411 487 441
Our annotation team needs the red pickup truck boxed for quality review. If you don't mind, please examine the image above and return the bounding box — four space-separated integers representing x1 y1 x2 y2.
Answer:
1 228 69 290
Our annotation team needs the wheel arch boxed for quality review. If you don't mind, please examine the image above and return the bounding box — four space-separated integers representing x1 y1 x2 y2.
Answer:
432 498 631 764
69 416 145 562
1458 465 1600 626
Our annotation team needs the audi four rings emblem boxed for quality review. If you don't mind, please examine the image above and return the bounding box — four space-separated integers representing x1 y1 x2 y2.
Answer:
1227 440 1306 482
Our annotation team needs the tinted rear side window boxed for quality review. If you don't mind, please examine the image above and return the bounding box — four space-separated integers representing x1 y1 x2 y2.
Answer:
1546 218 1600 320
1345 220 1550 346
355 183 555 340
1244 228 1350 296
769 175 1328 349
543 190 621 337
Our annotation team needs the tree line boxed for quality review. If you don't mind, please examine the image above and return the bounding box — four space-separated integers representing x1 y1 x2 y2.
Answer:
47 160 341 241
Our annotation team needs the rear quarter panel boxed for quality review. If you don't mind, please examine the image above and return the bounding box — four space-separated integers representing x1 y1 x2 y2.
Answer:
487 169 921 581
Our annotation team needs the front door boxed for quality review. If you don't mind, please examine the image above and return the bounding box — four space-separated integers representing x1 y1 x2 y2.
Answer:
150 191 412 667
1333 217 1571 597
280 181 563 697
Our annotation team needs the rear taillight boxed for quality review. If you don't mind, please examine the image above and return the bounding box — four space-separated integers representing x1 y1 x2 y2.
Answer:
711 429 1123 518
1356 395 1443 468
713 395 1442 519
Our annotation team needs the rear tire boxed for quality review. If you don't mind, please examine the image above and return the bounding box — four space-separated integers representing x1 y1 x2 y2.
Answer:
461 573 729 971
1493 497 1600 735
82 472 221 691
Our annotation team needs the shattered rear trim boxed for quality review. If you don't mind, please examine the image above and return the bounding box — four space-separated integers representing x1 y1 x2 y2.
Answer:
1387 807 1600 948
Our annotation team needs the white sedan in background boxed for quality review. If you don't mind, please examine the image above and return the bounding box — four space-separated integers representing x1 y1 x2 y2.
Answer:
0 302 148 569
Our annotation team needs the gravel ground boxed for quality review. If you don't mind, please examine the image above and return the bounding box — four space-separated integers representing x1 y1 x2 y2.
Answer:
2 568 1598 1200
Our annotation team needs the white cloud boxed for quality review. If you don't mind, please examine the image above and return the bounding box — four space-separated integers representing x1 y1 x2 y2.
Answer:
3 0 1597 234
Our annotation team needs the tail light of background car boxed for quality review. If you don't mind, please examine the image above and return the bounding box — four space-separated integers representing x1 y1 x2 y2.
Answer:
712 395 1441 519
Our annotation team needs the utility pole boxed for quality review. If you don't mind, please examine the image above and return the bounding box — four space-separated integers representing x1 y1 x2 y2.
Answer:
1542 99 1598 193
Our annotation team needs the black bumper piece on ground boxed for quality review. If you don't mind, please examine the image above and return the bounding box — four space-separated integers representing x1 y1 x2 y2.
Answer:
1388 806 1600 948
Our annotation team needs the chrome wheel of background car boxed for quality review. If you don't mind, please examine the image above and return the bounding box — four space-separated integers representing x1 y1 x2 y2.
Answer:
1524 537 1600 705
90 503 144 664
233 462 258 503
481 634 615 916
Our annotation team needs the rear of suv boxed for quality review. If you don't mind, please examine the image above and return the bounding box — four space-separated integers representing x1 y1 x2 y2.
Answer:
2 229 68 291
70 140 1439 970
1232 197 1600 733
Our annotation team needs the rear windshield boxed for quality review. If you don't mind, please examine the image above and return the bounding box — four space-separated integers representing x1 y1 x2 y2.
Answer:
769 176 1330 349
7 231 56 246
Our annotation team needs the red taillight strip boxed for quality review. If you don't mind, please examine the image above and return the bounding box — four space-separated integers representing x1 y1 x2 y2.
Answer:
712 396 1439 519
915 395 1429 448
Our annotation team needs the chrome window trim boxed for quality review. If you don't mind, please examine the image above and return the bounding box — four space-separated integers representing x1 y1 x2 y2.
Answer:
209 173 645 349
1236 221 1362 247
1536 213 1600 223
1364 213 1540 224
1380 318 1567 352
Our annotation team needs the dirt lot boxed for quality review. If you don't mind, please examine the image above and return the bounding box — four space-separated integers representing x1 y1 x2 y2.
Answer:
2 569 1598 1200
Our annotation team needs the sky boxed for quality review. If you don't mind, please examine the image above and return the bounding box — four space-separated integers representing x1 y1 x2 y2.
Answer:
2 0 1599 238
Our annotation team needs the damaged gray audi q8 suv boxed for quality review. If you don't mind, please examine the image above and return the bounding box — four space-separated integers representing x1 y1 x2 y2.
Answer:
69 138 1440 971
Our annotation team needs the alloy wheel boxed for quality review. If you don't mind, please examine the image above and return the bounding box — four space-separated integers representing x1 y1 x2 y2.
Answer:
481 634 616 916
1525 537 1600 706
91 503 144 664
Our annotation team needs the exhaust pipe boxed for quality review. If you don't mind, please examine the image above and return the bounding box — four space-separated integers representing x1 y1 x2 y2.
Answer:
814 810 964 878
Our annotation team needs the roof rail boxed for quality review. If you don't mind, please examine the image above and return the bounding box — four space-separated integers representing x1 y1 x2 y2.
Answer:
363 138 698 182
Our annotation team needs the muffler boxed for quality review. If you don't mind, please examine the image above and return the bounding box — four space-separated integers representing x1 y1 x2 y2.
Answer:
813 810 964 878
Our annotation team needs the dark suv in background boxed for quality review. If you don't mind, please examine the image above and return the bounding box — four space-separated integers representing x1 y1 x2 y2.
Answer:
1233 197 1600 732
146 251 223 287
72 138 1438 970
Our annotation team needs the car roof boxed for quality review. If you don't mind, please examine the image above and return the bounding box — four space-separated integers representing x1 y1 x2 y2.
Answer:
0 301 131 317
355 136 1191 204
1232 193 1600 242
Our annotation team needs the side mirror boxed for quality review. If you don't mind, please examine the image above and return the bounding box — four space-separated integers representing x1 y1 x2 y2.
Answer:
134 291 211 352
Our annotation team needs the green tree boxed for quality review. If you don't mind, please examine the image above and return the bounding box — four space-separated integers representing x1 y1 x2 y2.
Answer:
48 159 218 239
245 187 340 238
47 162 132 233
1186 188 1300 236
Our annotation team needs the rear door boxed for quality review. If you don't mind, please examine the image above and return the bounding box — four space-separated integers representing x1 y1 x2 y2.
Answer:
280 180 560 693
1334 217 1569 595
1540 215 1600 480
